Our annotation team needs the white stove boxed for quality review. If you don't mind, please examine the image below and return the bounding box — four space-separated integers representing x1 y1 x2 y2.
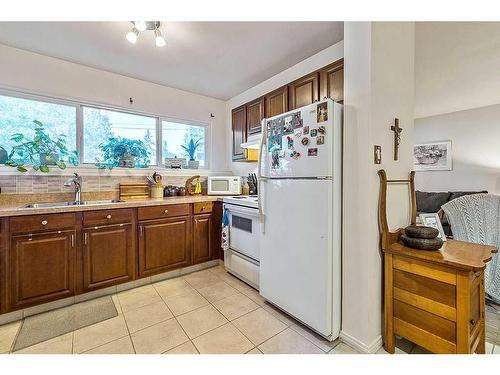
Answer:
222 195 258 208
222 195 260 289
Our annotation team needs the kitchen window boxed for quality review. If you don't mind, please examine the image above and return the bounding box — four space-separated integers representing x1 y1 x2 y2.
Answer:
0 89 210 170
82 107 157 166
162 119 208 168
0 93 77 163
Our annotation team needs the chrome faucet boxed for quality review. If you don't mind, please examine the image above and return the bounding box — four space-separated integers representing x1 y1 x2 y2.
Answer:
64 173 82 203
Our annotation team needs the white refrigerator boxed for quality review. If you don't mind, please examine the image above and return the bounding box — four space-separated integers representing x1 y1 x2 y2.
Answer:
257 99 342 340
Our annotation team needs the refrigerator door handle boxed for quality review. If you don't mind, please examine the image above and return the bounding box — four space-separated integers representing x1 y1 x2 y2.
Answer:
257 118 267 232
257 118 267 181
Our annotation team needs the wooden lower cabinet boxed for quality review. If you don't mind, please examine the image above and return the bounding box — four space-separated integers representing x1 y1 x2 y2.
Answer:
0 202 221 314
384 252 489 354
83 224 135 292
138 216 191 278
193 214 212 264
10 230 76 310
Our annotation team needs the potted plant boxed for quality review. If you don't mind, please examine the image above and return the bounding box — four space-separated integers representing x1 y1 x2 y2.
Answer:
181 138 202 169
96 137 151 170
5 120 79 173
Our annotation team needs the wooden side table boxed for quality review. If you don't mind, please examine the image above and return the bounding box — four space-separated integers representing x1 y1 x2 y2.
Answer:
378 170 497 354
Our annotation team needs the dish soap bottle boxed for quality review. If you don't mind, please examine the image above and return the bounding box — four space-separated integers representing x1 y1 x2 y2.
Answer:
241 178 250 195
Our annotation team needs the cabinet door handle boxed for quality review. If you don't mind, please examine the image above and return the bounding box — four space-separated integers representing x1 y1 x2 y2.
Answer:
106 214 112 219
71 234 75 247
84 232 88 245
164 209 169 214
470 319 476 326
139 225 143 237
201 206 205 211
41 220 48 225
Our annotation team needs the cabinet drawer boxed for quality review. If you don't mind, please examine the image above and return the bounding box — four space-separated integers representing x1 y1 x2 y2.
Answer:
138 204 190 221
193 202 213 215
83 208 133 227
10 213 77 234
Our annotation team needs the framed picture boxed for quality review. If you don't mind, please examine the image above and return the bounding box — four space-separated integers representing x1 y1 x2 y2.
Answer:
419 213 447 241
413 141 452 171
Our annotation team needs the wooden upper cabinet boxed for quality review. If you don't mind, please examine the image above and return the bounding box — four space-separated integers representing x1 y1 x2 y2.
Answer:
265 86 288 118
138 216 191 278
82 224 135 292
288 72 320 110
320 59 344 103
246 97 265 135
10 230 76 309
231 105 247 161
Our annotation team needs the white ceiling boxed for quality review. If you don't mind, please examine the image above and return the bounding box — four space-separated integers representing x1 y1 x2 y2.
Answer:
0 22 343 100
415 22 500 118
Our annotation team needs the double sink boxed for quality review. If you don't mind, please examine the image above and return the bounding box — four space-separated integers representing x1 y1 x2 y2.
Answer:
24 200 123 209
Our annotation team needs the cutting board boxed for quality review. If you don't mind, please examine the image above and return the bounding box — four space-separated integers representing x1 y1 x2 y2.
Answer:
119 182 150 200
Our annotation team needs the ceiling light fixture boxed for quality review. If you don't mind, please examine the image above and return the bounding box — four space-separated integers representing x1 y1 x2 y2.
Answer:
134 21 147 32
125 27 139 44
155 29 166 47
125 21 165 47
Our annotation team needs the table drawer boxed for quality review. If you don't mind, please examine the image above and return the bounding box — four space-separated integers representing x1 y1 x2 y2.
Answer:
193 202 213 215
83 208 133 227
138 204 190 221
10 213 77 234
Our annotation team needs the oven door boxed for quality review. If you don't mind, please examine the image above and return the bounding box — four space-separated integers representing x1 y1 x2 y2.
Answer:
224 203 260 262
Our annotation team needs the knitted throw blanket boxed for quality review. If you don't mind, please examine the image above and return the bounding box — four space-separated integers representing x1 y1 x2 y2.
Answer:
442 193 500 302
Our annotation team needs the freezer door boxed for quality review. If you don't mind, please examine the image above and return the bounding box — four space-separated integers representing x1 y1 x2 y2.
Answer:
259 178 340 338
263 99 338 179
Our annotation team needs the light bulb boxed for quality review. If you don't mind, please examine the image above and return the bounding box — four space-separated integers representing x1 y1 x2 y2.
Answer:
134 21 147 32
126 27 139 44
155 29 166 47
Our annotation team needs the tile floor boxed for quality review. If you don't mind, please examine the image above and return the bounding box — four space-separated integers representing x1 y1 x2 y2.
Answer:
0 264 499 354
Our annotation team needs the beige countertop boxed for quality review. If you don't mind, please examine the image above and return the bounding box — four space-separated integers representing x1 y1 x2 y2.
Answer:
0 195 224 217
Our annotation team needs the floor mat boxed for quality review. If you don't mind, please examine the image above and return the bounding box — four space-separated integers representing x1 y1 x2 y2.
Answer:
13 296 118 351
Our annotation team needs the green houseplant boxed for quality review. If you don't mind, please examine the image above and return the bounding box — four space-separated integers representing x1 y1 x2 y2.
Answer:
181 138 202 169
96 137 151 170
5 120 79 173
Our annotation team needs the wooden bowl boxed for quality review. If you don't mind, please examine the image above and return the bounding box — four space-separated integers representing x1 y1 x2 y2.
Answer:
401 234 443 250
405 225 439 239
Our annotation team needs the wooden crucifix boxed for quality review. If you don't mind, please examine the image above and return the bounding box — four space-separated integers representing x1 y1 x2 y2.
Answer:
390 118 402 161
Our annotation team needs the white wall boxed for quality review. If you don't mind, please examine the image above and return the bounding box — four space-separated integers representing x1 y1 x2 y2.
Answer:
0 44 229 173
225 41 344 177
342 22 415 353
415 104 500 194
415 22 500 118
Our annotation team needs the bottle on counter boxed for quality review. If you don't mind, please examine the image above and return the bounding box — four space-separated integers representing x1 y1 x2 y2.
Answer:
241 177 250 195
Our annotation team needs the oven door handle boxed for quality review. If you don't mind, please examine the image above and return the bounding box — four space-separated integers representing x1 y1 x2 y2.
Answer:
224 204 259 218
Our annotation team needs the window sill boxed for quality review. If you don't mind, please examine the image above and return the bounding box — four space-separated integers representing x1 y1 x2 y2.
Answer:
0 165 231 177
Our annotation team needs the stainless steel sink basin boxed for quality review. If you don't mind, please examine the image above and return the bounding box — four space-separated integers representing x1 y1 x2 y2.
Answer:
24 200 123 209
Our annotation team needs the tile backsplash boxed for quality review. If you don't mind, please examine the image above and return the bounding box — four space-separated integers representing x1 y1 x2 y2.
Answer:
0 174 206 195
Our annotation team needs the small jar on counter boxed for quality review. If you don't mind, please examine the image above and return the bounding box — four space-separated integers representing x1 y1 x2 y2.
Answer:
177 187 186 196
241 177 250 195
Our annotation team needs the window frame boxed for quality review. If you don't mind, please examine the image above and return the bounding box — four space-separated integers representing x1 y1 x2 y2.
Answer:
0 88 211 172
0 89 80 160
160 116 210 169
81 105 160 166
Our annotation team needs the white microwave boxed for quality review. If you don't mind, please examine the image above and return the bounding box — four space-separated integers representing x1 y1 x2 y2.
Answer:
208 176 241 195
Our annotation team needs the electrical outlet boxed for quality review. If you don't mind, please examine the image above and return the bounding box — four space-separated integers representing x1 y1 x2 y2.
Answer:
374 145 382 164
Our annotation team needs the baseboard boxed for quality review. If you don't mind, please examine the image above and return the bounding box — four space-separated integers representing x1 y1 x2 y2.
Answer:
339 330 383 354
